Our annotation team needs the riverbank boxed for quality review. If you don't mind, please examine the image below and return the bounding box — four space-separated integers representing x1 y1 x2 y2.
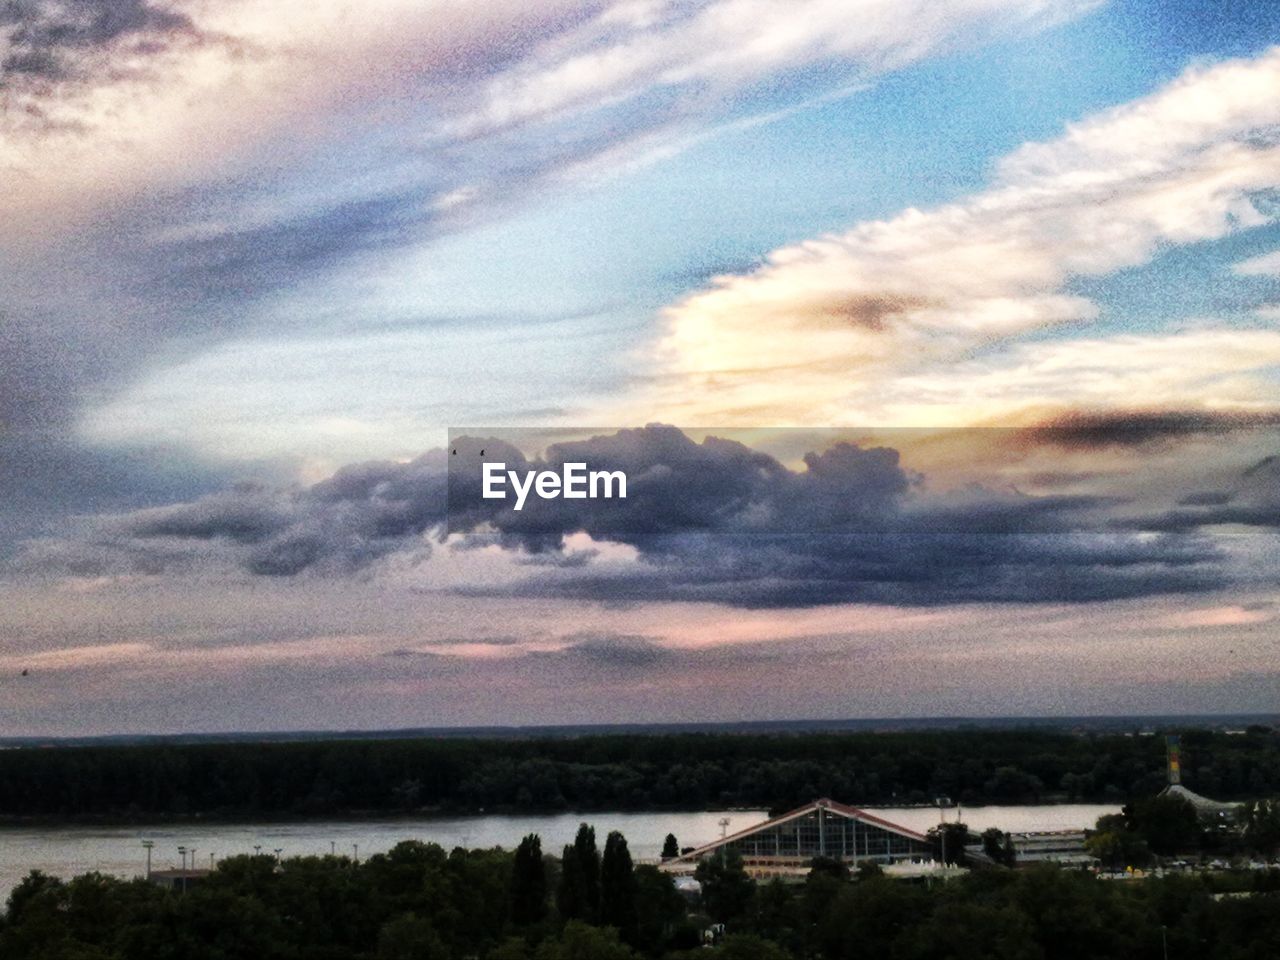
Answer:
0 804 1120 900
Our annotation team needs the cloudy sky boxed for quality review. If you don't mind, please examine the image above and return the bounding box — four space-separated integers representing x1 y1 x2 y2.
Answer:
2 0 1279 735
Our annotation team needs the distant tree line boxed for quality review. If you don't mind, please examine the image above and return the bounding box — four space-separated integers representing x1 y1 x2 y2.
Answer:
2 829 1279 960
0 727 1274 821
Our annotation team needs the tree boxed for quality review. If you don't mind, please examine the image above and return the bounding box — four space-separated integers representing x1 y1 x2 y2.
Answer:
818 876 930 960
808 856 849 881
984 766 1044 802
1240 797 1280 855
928 822 970 866
633 865 685 952
661 833 680 860
533 921 637 960
557 824 600 923
855 861 883 881
377 913 449 960
511 834 548 926
982 828 1017 867
1128 794 1201 856
713 933 794 960
694 850 755 925
1085 828 1150 872
898 902 1041 960
600 832 639 942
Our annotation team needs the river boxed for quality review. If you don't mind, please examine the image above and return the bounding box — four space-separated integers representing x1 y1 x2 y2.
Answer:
0 804 1118 900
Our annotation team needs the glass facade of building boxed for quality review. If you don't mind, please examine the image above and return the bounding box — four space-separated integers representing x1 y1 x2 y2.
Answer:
669 800 934 874
721 806 926 863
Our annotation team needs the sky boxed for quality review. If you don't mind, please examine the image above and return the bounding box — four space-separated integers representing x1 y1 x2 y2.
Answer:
1 0 1279 735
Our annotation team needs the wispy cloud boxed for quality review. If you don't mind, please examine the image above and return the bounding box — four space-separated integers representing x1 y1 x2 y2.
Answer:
631 47 1280 425
1 0 1101 472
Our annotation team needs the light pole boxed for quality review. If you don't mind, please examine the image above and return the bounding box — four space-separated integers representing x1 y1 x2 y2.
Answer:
254 845 261 856
353 843 359 865
936 796 951 867
141 840 154 880
273 848 282 864
178 846 188 894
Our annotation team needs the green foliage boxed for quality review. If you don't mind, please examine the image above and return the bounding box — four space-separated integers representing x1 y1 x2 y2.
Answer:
0 727 1273 820
376 913 448 960
534 921 637 960
600 831 639 943
928 821 971 866
556 824 601 924
660 834 679 860
711 933 794 960
511 834 548 927
982 828 1018 867
3 835 1280 960
693 849 755 925
1084 827 1151 870
1239 797 1280 854
854 861 883 881
632 866 684 952
1126 794 1202 855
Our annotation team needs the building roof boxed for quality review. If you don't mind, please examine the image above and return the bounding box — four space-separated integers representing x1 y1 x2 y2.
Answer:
1160 784 1242 816
669 797 929 864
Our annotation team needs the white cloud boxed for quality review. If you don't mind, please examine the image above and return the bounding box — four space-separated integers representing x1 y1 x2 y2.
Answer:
448 0 1098 138
629 46 1280 426
1234 249 1280 276
877 329 1280 425
1 0 1097 238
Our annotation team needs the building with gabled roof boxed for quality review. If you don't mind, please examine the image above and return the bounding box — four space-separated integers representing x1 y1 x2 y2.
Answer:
1159 735 1242 820
660 798 934 878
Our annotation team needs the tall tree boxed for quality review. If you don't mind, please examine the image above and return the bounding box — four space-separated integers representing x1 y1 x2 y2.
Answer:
928 822 970 866
556 823 601 923
557 843 584 921
510 833 547 926
1241 797 1280 854
694 850 756 925
600 831 639 942
661 833 680 860
981 828 1017 867
1127 794 1201 856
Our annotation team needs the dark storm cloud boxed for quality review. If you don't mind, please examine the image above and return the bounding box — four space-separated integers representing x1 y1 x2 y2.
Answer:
1019 409 1280 449
447 425 1125 546
447 425 915 546
0 0 196 81
16 450 447 578
1119 454 1280 533
12 427 1251 605
455 529 1223 609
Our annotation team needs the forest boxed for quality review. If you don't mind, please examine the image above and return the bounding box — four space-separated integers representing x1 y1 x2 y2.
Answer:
0 726 1276 821
2 828 1279 960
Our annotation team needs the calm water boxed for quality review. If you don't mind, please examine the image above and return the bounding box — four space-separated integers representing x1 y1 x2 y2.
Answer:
0 804 1118 900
